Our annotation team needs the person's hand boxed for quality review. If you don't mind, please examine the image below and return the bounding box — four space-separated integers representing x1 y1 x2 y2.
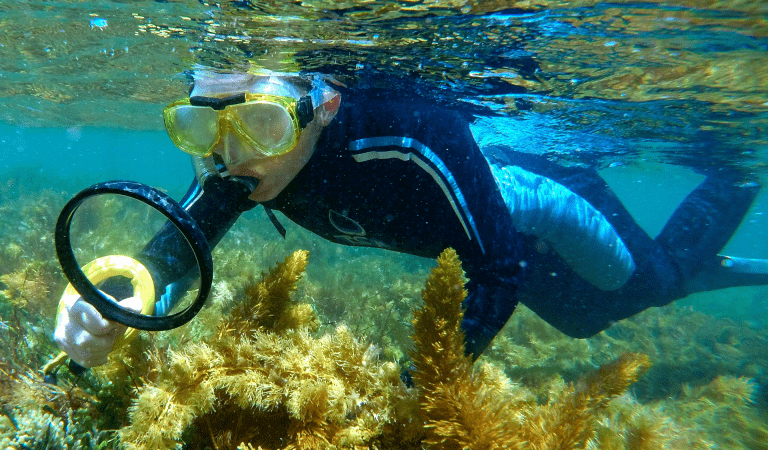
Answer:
53 294 142 368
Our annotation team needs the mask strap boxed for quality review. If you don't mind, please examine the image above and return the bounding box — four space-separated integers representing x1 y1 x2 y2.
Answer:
189 93 246 110
296 96 314 128
264 207 287 238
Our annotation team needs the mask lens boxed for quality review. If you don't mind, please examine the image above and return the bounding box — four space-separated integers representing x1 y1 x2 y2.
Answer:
165 105 219 155
232 102 296 155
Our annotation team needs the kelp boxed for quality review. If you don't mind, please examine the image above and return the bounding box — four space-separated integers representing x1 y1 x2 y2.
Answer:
118 250 411 450
487 299 768 405
410 248 525 449
119 248 669 450
0 264 58 318
226 249 318 336
2 188 764 449
410 248 655 450
1 185 763 449
0 331 103 449
517 352 651 450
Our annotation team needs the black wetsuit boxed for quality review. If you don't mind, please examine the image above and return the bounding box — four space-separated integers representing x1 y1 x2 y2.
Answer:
141 89 762 356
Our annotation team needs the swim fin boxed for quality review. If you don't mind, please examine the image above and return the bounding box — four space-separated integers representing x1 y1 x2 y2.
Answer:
684 254 768 294
655 172 764 294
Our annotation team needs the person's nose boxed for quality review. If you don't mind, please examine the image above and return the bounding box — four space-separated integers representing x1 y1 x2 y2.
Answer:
212 127 246 166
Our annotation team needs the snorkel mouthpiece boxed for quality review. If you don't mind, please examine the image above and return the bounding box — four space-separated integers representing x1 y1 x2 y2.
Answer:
193 155 260 195
230 175 260 193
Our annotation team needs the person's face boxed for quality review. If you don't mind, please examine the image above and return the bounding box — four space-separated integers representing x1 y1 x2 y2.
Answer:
190 74 324 202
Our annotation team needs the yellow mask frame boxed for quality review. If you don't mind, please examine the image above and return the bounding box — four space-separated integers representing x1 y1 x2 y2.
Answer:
163 92 313 163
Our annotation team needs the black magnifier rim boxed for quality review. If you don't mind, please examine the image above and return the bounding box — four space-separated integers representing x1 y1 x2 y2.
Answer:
55 180 212 331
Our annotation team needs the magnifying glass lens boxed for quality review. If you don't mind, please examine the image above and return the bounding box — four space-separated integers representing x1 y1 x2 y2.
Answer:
68 194 201 321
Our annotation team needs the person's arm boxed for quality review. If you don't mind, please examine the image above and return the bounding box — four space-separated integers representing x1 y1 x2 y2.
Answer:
136 174 258 315
461 258 522 358
54 171 258 368
408 108 527 359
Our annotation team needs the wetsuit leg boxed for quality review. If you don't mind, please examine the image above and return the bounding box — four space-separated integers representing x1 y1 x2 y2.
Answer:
507 156 764 338
503 152 685 337
655 172 765 294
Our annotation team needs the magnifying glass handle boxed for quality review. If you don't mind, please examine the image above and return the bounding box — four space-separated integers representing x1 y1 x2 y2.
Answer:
68 359 88 377
42 351 88 383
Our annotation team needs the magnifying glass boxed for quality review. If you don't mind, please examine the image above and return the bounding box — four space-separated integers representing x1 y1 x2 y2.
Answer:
54 180 213 331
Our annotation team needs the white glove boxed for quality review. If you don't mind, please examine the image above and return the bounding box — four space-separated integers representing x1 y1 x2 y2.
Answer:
54 294 143 368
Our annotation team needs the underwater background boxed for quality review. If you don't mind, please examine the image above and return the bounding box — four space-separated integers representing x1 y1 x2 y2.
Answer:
1 1 768 449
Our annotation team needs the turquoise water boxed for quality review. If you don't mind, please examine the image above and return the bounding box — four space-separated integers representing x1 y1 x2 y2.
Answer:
2 1 768 449
0 123 190 198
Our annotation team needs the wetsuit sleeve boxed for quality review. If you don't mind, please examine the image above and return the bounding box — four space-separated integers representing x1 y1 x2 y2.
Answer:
412 110 525 359
462 258 523 358
136 176 257 315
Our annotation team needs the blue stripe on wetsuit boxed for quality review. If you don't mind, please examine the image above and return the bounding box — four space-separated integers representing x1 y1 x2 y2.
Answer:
348 136 486 254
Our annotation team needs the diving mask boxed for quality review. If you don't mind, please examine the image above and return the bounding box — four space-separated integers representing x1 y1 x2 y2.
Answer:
163 75 340 165
163 92 312 164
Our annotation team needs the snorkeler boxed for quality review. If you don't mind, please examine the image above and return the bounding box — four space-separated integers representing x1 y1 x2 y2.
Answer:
53 69 768 368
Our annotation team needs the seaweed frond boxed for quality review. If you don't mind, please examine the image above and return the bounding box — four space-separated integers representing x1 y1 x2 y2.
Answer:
661 375 768 449
120 250 410 450
119 246 742 450
699 375 755 404
581 352 652 411
223 249 317 336
521 352 651 450
410 248 525 450
411 248 470 391
0 263 56 315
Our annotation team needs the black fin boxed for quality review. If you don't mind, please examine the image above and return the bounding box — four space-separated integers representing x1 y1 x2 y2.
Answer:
656 171 762 293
